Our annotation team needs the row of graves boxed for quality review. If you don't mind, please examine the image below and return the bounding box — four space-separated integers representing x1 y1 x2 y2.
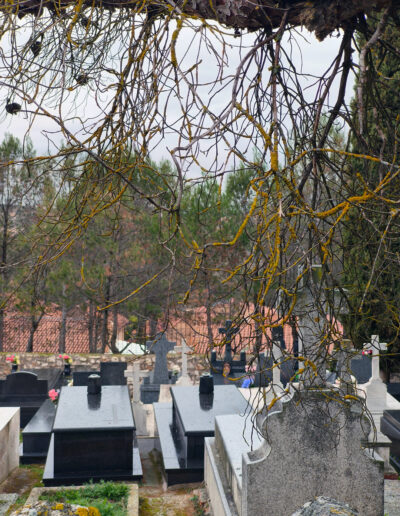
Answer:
1 275 400 514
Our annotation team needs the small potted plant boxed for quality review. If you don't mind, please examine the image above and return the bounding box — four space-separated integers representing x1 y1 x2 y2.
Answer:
59 354 73 376
6 354 20 372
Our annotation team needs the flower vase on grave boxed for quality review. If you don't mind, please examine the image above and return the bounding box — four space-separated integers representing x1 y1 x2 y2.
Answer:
64 364 71 376
11 364 18 372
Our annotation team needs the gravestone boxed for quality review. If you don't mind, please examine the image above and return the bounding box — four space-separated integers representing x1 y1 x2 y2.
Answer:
205 267 384 516
350 354 372 384
176 339 192 386
124 362 149 436
21 399 56 464
0 372 49 427
43 378 142 485
206 390 384 516
140 333 176 403
73 371 100 386
0 407 20 484
100 362 127 385
381 410 400 473
210 320 246 386
154 375 248 485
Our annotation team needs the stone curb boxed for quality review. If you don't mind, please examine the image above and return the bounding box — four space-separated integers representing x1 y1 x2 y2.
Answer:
24 484 138 515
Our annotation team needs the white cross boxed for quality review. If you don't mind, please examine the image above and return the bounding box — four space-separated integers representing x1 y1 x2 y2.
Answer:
124 362 149 403
271 341 283 388
363 335 388 382
181 338 190 378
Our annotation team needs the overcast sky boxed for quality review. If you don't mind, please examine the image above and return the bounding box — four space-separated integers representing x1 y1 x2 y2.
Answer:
0 26 355 173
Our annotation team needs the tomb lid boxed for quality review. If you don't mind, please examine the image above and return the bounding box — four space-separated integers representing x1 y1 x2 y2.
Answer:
171 385 248 435
22 399 55 435
53 385 134 432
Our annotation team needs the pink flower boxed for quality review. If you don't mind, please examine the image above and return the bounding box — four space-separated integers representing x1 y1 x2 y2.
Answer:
48 389 59 402
6 355 19 364
362 349 373 356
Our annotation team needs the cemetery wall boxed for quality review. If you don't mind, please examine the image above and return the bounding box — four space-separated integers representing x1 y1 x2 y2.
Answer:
0 351 208 381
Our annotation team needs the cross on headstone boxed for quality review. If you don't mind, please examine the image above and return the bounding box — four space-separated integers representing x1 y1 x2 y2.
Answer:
147 333 176 384
363 334 388 383
124 362 149 403
181 338 189 378
271 341 283 388
218 320 239 363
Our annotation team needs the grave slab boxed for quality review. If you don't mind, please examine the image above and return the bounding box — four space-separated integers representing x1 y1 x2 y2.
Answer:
21 399 56 464
43 384 142 485
154 381 248 486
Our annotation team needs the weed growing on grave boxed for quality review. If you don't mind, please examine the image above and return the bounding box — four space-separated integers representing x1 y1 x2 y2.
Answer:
190 494 207 516
39 480 129 516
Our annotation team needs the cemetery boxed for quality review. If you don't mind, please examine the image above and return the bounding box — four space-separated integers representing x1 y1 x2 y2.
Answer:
1 311 400 516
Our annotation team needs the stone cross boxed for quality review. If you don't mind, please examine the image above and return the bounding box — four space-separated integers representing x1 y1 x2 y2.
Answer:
176 338 192 386
124 362 149 403
181 338 189 378
271 341 283 388
218 320 239 363
147 333 176 384
363 334 388 383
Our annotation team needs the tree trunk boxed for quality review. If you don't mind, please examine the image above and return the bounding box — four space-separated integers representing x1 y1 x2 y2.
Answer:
26 312 44 352
205 273 214 349
88 300 95 353
0 206 9 353
109 305 119 354
101 275 112 353
58 304 67 354
0 309 4 353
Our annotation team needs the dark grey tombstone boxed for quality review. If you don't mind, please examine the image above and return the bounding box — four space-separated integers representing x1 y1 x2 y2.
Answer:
21 399 56 463
0 371 49 427
253 354 273 387
350 354 372 384
43 384 142 485
209 320 246 386
140 334 176 403
100 362 127 385
140 376 160 404
272 326 285 349
73 371 100 386
280 358 297 387
154 379 248 485
147 334 176 384
381 410 400 473
388 384 400 402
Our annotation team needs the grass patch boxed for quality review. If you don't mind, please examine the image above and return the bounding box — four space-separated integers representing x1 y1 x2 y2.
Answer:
5 464 44 515
39 481 129 516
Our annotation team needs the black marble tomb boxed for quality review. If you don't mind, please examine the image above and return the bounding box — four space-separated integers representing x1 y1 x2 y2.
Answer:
154 375 248 485
43 380 142 485
21 399 56 464
381 410 400 473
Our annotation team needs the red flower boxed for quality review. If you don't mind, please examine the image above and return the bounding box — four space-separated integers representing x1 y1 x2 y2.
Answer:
362 349 373 356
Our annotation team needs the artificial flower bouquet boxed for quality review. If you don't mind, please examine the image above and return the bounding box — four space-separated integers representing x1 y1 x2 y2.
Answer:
6 354 20 365
59 354 73 364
